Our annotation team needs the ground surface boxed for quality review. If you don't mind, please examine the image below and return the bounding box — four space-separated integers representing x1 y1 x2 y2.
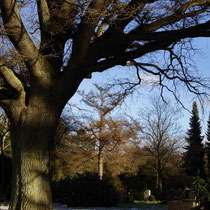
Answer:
0 203 167 210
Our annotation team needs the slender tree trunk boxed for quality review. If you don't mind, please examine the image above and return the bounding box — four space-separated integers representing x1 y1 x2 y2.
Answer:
159 175 163 193
98 149 103 180
156 174 158 191
156 173 163 193
9 102 60 210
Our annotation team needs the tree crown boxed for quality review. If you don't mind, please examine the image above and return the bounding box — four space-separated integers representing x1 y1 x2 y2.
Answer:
0 0 210 114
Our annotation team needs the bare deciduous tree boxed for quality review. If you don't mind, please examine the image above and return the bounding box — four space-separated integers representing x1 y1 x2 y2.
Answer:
78 84 137 179
139 97 183 193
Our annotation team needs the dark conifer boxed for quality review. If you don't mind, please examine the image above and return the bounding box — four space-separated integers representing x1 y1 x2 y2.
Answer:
183 102 205 178
206 114 210 175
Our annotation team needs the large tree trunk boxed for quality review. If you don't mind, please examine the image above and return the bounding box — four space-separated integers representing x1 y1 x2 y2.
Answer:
9 101 60 210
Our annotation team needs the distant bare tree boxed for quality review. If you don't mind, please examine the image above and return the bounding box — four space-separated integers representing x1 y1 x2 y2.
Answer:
139 97 183 193
78 84 137 179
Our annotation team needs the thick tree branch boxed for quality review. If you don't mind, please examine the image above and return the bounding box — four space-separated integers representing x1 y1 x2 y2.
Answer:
69 0 112 67
88 0 210 67
37 0 50 35
112 0 146 30
0 59 26 115
0 0 39 68
87 19 210 76
0 0 57 89
0 59 25 101
142 0 210 32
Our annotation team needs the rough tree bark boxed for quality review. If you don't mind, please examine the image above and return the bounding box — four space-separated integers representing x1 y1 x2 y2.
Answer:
8 93 62 209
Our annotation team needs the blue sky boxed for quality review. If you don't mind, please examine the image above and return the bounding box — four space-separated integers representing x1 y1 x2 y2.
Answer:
16 2 210 138
69 37 210 139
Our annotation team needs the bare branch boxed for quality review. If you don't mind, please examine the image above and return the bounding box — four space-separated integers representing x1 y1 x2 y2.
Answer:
0 59 25 107
37 0 50 33
142 0 210 32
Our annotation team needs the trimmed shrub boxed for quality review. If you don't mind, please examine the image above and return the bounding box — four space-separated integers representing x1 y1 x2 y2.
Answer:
149 195 156 201
52 172 120 207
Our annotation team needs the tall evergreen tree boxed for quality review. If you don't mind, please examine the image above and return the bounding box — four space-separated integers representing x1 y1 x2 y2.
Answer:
183 102 205 178
206 114 210 175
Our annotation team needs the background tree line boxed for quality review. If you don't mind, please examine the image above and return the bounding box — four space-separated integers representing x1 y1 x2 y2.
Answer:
46 97 210 207
1 83 210 206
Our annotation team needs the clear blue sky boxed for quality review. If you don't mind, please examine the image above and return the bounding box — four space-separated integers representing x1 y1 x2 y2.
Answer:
69 37 210 139
18 2 210 138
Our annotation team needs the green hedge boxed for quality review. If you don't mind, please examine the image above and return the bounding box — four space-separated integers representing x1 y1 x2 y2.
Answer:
52 172 120 207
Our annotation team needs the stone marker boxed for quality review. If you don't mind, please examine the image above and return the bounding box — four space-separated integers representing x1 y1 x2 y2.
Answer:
144 190 151 201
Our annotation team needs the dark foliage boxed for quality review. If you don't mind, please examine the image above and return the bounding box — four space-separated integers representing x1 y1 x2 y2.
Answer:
183 102 205 179
206 114 210 175
0 155 12 201
149 195 156 201
52 172 120 207
118 173 148 201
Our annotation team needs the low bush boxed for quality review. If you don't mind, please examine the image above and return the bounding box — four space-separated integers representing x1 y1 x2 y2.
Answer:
52 172 120 207
149 195 156 201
